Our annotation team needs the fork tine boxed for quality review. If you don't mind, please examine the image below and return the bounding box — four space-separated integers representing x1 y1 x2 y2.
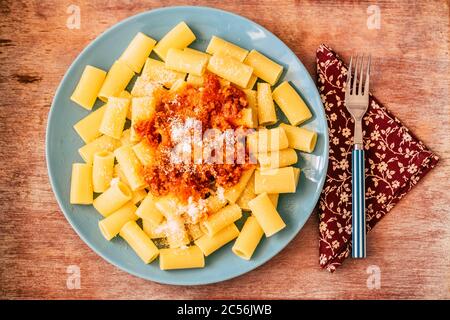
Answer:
352 54 359 95
358 54 365 95
347 56 353 94
364 54 371 95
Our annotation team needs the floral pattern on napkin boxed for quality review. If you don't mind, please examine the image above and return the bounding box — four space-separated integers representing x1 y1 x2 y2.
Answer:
316 44 439 271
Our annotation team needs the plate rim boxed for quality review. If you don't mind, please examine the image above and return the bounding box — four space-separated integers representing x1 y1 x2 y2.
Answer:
46 5 329 285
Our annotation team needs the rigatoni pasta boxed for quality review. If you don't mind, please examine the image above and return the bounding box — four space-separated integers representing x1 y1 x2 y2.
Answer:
248 192 286 237
279 123 318 153
68 24 316 270
70 163 93 204
98 60 135 102
98 202 138 241
244 49 283 85
119 32 157 73
273 81 312 125
71 65 106 110
153 21 196 60
119 221 159 264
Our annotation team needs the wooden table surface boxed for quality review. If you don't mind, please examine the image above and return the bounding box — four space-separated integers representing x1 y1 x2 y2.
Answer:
1 0 449 300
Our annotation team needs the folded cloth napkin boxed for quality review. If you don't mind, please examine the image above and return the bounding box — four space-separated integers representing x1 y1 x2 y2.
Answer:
316 44 439 271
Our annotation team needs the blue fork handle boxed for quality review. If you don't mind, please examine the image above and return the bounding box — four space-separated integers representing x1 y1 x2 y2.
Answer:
352 148 366 258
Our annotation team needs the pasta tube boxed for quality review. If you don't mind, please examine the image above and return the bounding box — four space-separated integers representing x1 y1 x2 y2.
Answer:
92 151 115 193
200 204 242 236
135 193 164 225
195 223 239 256
70 163 93 204
78 134 120 164
70 65 106 110
207 54 253 88
165 48 208 76
247 127 289 155
186 223 204 241
73 105 106 143
272 81 312 125
130 96 155 141
93 181 132 216
132 141 156 166
184 47 210 60
119 221 159 264
244 50 283 85
257 82 277 126
254 166 300 194
279 123 318 153
186 73 204 86
98 60 135 102
223 168 255 203
99 97 130 139
232 216 264 260
142 218 165 239
206 195 228 214
244 89 258 128
248 192 285 237
206 36 248 62
257 148 298 170
141 58 186 88
159 246 205 270
153 21 196 60
119 32 157 73
114 145 147 191
98 202 138 240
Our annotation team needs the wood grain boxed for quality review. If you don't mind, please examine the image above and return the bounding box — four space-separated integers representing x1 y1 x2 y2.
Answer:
0 0 449 299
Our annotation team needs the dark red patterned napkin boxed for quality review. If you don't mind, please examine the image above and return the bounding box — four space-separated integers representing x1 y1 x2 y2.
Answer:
316 44 439 271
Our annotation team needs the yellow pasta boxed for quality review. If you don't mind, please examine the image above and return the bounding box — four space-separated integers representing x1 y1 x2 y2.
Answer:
184 47 210 60
113 164 147 204
99 97 130 139
78 134 120 164
119 129 135 147
169 78 187 92
268 193 279 208
236 173 279 210
247 127 289 155
119 221 159 264
186 73 204 86
71 65 107 110
142 218 165 239
98 60 135 102
244 50 283 85
244 89 258 128
258 148 298 170
206 195 228 214
254 166 300 194
279 123 317 153
73 105 106 143
257 82 277 126
130 75 164 99
70 163 93 204
135 193 164 225
159 246 205 270
223 168 255 203
232 216 264 260
238 74 257 90
93 181 132 217
207 54 253 88
272 81 312 125
248 192 285 237
119 32 157 73
206 36 248 62
141 58 186 88
92 151 115 193
200 204 242 236
165 48 209 76
132 141 155 166
153 21 196 60
238 108 256 128
130 96 156 141
186 223 204 241
114 145 147 191
98 202 138 241
195 223 240 256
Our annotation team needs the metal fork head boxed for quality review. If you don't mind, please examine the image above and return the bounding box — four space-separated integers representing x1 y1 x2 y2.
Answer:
344 54 371 121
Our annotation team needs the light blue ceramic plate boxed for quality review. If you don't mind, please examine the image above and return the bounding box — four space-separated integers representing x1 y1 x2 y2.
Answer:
46 6 329 285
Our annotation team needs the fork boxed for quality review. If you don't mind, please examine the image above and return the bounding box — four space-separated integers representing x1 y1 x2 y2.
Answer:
345 54 371 258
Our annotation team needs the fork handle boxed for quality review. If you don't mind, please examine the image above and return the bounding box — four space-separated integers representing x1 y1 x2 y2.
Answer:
352 147 366 258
